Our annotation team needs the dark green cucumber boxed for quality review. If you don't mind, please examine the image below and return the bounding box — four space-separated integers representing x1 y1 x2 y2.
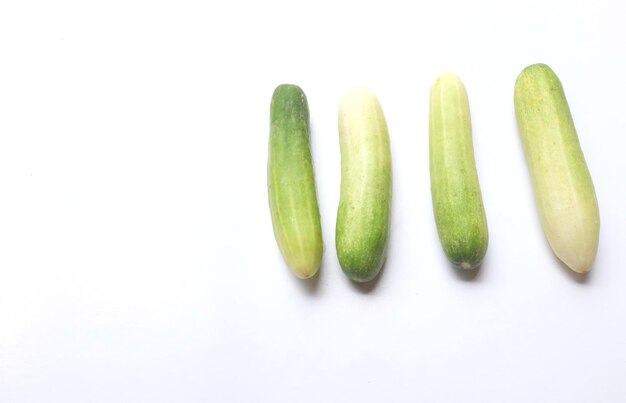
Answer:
336 88 392 282
429 73 488 270
514 63 599 273
268 84 323 279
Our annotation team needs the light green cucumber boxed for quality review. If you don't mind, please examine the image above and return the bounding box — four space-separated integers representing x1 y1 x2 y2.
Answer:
336 88 392 282
268 84 323 279
514 63 599 274
429 72 488 270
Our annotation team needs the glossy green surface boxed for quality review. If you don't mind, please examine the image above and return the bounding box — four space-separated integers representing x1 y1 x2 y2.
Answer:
268 84 323 279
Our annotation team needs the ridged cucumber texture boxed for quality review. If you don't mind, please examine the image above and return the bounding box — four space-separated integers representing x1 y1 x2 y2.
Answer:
429 72 489 270
268 84 323 279
336 88 392 282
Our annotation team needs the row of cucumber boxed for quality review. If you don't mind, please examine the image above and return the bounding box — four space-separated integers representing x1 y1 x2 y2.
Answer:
267 63 600 282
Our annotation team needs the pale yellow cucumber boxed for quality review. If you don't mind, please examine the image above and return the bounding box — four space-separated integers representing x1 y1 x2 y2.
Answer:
429 72 488 270
268 84 323 279
336 88 392 282
514 64 600 273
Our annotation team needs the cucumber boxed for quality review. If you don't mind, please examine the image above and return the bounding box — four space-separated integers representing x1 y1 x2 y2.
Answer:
336 88 392 282
429 73 489 270
514 63 600 274
268 84 323 279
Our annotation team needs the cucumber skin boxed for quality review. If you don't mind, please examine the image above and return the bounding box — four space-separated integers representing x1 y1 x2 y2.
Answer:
268 84 323 279
429 73 488 269
514 64 599 274
336 88 392 282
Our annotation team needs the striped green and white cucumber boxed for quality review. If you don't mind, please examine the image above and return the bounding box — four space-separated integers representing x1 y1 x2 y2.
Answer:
514 63 599 274
268 84 323 279
336 88 392 282
429 73 488 270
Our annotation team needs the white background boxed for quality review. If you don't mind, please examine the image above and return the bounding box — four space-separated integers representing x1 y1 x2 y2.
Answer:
1 0 625 402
